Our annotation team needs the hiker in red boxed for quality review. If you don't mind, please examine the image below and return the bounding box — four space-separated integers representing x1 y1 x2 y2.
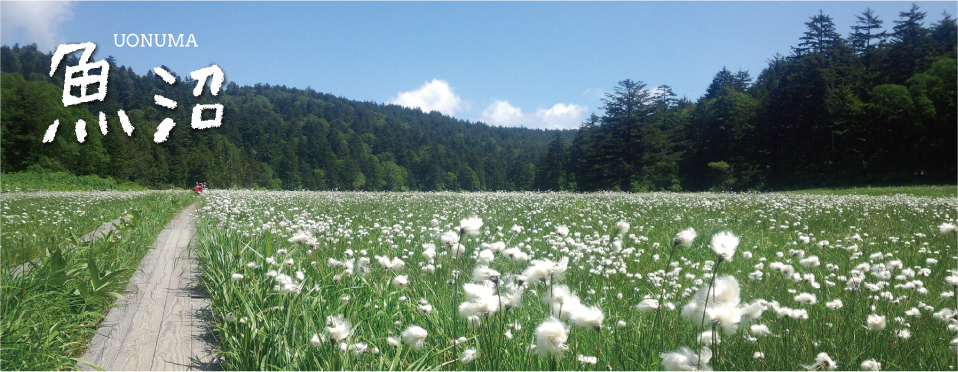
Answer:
194 183 204 194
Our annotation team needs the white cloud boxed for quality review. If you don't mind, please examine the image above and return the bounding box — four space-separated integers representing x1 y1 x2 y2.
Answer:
1 2 73 52
388 79 463 116
479 100 587 130
479 100 525 127
535 103 588 130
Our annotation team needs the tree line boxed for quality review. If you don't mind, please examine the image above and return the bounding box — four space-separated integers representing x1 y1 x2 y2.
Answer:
2 4 955 191
2 46 561 191
538 5 956 191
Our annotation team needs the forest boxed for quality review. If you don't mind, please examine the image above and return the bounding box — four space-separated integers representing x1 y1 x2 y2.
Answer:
2 5 955 191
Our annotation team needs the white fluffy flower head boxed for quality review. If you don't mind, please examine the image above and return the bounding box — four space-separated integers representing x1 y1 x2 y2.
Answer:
860 359 881 371
401 325 428 350
460 217 484 237
805 352 837 371
534 317 569 357
866 314 886 331
325 314 352 342
710 231 739 262
939 222 956 235
661 346 711 371
674 228 697 248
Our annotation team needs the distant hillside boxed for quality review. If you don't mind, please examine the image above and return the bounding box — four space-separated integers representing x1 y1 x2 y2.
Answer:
2 5 955 192
2 44 568 191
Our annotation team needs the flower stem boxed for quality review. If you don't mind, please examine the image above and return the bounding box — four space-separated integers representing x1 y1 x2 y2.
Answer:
697 258 722 367
656 242 679 350
595 328 602 371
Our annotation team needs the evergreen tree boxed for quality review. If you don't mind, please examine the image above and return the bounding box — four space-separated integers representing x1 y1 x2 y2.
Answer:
533 132 567 190
849 8 888 55
793 11 844 56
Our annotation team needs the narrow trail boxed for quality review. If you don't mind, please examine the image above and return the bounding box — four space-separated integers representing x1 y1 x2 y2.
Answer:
79 203 215 371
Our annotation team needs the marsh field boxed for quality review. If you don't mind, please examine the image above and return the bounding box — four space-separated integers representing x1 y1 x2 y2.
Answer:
2 188 957 371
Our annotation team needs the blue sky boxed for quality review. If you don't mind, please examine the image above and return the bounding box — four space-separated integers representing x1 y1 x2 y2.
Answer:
3 1 955 130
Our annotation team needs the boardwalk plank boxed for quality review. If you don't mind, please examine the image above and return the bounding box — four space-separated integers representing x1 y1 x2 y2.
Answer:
79 204 213 371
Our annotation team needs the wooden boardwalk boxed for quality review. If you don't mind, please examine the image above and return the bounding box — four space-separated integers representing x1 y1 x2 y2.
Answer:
79 204 215 371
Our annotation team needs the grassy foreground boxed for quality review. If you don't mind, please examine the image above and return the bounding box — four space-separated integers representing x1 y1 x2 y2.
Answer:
0 191 195 370
195 190 958 371
1 171 146 192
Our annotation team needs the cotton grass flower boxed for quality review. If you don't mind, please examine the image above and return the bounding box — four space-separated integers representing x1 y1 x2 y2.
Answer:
231 273 244 281
501 285 524 310
402 325 428 350
450 243 466 259
478 249 495 265
938 222 956 234
472 265 501 282
710 231 739 262
706 302 743 334
460 217 484 236
750 324 771 337
534 317 569 357
522 257 569 284
460 348 477 363
543 284 581 317
805 352 838 371
636 298 660 311
825 299 843 310
682 275 741 328
387 336 400 348
799 256 820 268
351 342 368 356
674 228 697 247
794 292 817 305
697 330 720 345
463 282 496 303
860 359 881 371
616 221 630 235
866 314 887 331
459 298 499 318
310 333 322 347
577 354 598 365
325 315 352 342
288 232 311 244
740 300 767 325
569 305 605 330
393 275 408 288
556 225 570 238
660 346 711 371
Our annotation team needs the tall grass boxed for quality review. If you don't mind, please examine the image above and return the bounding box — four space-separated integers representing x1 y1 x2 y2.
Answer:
1 171 145 192
194 190 958 371
2 191 184 268
0 191 195 370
